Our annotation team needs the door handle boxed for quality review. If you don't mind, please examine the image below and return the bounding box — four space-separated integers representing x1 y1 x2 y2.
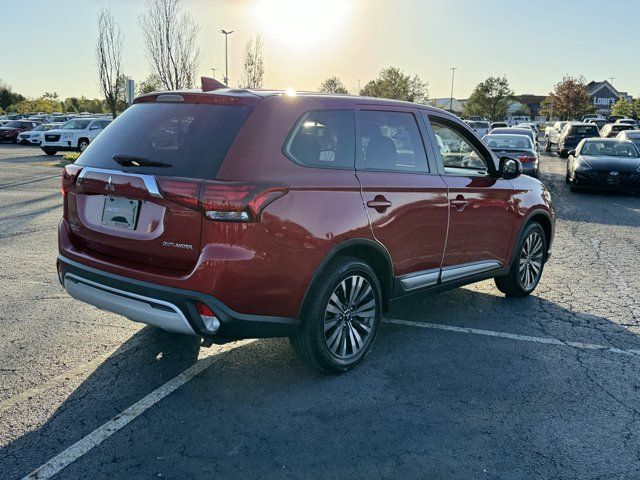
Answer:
450 196 469 211
367 195 392 212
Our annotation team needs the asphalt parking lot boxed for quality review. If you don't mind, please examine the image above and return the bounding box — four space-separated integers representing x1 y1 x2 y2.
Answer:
1 144 640 479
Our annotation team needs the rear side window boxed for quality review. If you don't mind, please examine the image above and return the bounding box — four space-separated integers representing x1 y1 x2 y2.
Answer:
284 109 355 169
357 110 428 173
76 103 252 180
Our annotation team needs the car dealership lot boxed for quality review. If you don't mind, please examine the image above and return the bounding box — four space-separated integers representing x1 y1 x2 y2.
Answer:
1 146 640 479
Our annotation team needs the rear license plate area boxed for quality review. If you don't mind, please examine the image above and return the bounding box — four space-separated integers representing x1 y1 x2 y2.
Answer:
101 197 140 230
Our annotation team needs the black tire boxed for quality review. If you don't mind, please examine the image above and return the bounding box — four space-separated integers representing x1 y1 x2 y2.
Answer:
569 181 580 192
42 148 57 156
565 170 570 184
558 149 568 158
495 222 546 297
77 138 89 152
290 257 382 373
545 138 551 152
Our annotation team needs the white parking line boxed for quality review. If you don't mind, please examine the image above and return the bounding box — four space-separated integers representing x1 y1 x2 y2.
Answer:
22 341 251 480
384 318 640 356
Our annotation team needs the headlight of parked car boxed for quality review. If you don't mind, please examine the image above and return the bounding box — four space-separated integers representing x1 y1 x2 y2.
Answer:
576 159 593 171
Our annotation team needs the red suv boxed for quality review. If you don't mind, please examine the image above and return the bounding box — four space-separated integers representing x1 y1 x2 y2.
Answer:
57 83 555 373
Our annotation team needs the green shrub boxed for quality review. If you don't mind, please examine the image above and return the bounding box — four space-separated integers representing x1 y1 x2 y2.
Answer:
62 152 81 163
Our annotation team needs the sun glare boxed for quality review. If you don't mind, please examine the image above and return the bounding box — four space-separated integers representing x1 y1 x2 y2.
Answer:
253 0 350 48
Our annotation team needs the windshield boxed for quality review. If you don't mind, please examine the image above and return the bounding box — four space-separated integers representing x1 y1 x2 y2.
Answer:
76 102 253 180
484 135 533 149
60 119 91 130
580 140 640 157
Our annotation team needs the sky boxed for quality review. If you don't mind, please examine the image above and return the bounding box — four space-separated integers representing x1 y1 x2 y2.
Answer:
1 0 639 101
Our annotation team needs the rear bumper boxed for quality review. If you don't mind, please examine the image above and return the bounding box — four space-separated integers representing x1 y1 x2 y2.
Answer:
57 255 299 341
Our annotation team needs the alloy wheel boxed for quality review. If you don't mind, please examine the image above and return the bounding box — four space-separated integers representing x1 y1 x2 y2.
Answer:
323 275 377 360
519 231 544 290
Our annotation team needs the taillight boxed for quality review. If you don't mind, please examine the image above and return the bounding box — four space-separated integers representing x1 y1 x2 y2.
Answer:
518 155 537 163
199 181 288 222
61 164 83 196
156 178 288 222
156 179 201 208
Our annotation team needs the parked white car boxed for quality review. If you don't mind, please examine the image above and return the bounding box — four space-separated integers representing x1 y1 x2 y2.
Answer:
17 123 61 145
544 121 568 151
40 118 111 155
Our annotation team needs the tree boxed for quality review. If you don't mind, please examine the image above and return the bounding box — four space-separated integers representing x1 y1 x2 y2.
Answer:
139 0 201 90
547 75 595 120
611 98 635 118
8 97 60 114
318 76 349 94
360 67 428 103
463 76 513 121
96 7 124 118
137 74 162 95
0 80 25 112
241 34 265 89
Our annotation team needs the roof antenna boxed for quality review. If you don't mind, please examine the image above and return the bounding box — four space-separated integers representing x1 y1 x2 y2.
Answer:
201 76 227 92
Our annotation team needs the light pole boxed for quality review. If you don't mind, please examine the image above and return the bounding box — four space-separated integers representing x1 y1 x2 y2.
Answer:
220 29 234 85
449 67 457 112
211 67 218 79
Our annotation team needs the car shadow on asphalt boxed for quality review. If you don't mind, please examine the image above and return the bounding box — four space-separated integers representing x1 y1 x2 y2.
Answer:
3 288 640 479
0 327 201 479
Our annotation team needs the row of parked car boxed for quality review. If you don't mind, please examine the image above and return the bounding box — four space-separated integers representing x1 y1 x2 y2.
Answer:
0 113 112 154
544 118 640 157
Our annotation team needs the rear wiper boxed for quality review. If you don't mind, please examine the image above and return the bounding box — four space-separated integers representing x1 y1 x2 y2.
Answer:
112 154 173 168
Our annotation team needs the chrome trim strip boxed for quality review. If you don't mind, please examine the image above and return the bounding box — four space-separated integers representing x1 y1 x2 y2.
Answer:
399 268 440 291
77 167 163 198
63 273 201 336
440 260 502 283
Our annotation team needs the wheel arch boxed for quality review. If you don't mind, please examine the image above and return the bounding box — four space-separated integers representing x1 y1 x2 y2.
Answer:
298 239 394 318
510 208 553 266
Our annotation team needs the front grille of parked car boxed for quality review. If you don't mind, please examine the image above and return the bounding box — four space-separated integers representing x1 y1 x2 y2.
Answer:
593 171 634 185
45 134 61 142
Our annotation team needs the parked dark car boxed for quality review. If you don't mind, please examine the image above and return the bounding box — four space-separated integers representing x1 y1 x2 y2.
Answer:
57 83 555 373
557 122 600 157
483 133 539 177
0 120 41 143
585 118 608 130
600 123 636 138
566 138 640 193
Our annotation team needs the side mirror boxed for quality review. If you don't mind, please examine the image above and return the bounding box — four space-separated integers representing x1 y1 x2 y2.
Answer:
500 157 522 180
568 150 576 157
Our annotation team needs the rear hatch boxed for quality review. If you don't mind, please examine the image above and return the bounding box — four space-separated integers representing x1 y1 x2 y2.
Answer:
62 97 254 273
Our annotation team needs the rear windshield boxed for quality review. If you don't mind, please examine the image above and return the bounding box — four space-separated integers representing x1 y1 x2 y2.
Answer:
484 135 533 149
568 125 599 136
613 124 634 132
76 102 252 180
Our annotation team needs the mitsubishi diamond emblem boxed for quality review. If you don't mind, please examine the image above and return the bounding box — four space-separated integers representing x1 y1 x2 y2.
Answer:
105 176 115 191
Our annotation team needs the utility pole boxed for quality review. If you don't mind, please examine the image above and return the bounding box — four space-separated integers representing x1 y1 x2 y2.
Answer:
449 67 457 112
609 76 615 86
220 29 234 85
211 67 218 79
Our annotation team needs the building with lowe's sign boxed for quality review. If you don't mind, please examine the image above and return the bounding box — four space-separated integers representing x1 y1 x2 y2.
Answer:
587 80 632 115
